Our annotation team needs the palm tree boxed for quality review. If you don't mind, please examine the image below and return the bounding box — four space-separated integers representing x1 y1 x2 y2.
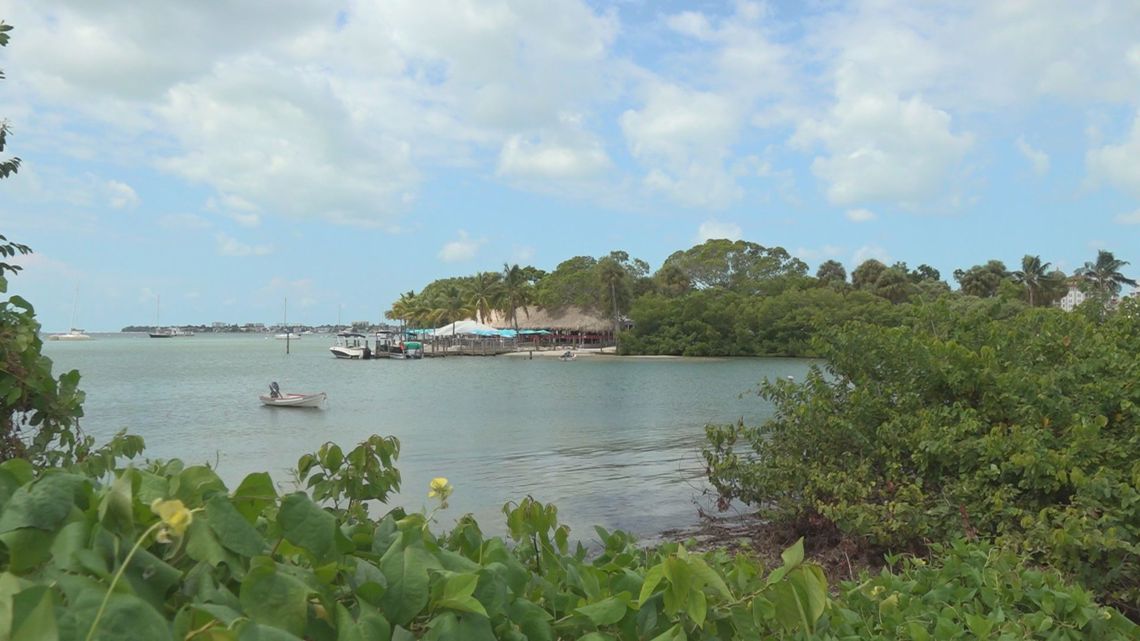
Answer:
385 291 416 330
465 271 502 324
1076 250 1137 299
435 285 474 336
499 263 533 333
1011 255 1052 307
597 256 627 341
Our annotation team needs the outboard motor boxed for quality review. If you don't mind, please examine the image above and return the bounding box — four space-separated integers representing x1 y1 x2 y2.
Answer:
269 381 281 398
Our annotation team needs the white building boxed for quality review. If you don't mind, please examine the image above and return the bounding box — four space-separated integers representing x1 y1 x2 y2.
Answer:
1057 285 1086 312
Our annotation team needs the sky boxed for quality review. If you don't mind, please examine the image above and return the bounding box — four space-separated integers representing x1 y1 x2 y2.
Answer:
1 0 1139 332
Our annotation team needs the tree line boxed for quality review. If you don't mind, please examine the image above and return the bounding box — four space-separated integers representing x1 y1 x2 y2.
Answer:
392 238 1136 355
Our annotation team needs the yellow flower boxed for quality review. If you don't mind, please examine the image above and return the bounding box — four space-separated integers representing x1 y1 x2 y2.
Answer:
150 498 193 538
428 477 452 499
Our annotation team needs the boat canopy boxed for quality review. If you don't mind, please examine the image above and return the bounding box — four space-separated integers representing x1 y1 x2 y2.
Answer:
430 320 508 336
337 332 367 338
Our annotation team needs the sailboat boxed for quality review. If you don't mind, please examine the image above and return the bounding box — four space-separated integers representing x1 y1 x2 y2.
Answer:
148 295 193 337
49 287 92 341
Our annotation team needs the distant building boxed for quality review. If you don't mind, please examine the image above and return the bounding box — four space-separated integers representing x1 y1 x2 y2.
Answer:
1057 283 1087 312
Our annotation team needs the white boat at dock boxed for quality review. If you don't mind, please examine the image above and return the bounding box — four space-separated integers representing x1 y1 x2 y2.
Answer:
330 332 370 359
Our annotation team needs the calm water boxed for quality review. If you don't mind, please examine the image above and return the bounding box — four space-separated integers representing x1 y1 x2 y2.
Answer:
42 334 812 539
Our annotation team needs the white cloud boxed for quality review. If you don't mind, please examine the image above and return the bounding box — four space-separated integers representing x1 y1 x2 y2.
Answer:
106 180 139 209
1114 209 1140 225
1086 113 1140 198
215 233 271 257
438 230 484 263
497 135 611 180
158 213 212 231
794 245 843 261
845 208 876 222
620 82 745 208
207 194 262 227
853 244 890 265
696 220 742 243
794 89 973 207
6 0 624 225
1015 137 1050 175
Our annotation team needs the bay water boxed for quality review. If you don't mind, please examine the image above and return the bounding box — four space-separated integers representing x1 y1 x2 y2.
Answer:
43 334 813 539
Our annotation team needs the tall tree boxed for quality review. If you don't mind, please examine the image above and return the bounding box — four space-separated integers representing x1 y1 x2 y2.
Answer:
953 260 1009 298
466 271 502 324
385 290 417 329
816 260 847 286
660 240 808 293
653 263 692 297
0 22 19 180
435 285 474 335
597 256 627 340
873 266 915 303
1011 255 1056 307
1076 250 1137 299
499 263 533 332
851 259 887 290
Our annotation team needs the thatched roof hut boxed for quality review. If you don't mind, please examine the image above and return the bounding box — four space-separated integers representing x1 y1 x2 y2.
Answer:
487 306 613 332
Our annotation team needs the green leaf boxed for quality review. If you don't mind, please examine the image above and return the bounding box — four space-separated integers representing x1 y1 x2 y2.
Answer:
686 590 707 628
239 560 310 637
687 556 732 600
185 517 229 567
97 472 134 535
335 603 364 641
85 592 172 641
647 622 686 641
0 527 58 573
122 548 183 610
377 538 436 626
787 565 828 625
0 473 85 533
442 573 479 601
780 538 804 569
575 593 630 626
206 495 266 557
0 459 33 485
232 472 277 522
436 595 488 617
278 492 337 562
639 564 666 605
173 466 227 505
11 586 57 641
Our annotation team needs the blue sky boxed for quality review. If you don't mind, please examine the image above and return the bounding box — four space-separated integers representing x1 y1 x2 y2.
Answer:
2 0 1139 331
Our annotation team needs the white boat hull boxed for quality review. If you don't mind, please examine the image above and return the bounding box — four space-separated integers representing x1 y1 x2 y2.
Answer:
49 331 92 341
330 346 365 359
260 392 326 408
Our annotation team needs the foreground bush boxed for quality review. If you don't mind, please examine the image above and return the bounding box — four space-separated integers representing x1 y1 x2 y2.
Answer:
1 435 1134 640
0 437 836 641
704 299 1140 616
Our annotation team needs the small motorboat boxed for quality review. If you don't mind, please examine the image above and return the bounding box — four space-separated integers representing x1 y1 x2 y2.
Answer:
260 382 326 408
559 350 576 361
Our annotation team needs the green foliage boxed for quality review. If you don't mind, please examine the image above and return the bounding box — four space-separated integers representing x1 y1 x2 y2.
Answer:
827 542 1137 640
704 301 1140 614
0 437 842 641
1 22 21 181
0 235 111 469
622 287 901 356
953 259 1010 297
659 239 807 294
